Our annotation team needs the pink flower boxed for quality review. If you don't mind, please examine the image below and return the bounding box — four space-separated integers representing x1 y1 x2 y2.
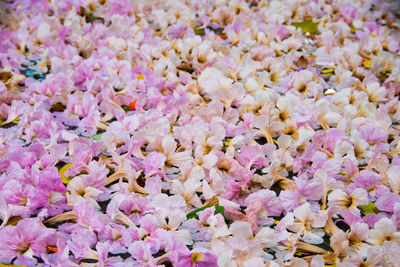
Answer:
67 228 98 261
339 4 358 23
28 165 66 214
375 193 400 213
348 170 381 200
65 138 102 177
177 248 218 267
99 223 138 254
128 241 159 267
73 201 105 233
180 206 222 242
116 194 154 225
0 218 55 263
279 178 324 212
143 152 166 178
245 189 283 229
359 125 388 144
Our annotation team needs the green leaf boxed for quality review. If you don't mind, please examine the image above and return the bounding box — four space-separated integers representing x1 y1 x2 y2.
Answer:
90 133 102 140
187 205 225 220
320 67 335 74
193 27 205 36
358 201 379 215
291 20 319 34
0 118 20 126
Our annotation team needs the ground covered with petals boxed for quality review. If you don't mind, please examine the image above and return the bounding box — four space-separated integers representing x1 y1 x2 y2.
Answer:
1 0 400 266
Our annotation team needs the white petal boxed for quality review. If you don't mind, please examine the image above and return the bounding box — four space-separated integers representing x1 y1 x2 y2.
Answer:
310 255 324 267
123 115 139 133
243 257 265 267
328 189 347 205
293 203 313 223
162 135 177 156
171 179 185 195
168 209 186 230
202 153 218 169
255 227 277 247
350 188 369 206
277 135 291 150
230 221 253 240
387 165 400 194
375 217 396 236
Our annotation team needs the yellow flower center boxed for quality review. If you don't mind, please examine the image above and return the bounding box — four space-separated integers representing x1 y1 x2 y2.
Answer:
190 252 203 263
136 74 144 80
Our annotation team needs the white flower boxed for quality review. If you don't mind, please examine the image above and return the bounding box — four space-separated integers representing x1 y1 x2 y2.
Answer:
328 188 368 213
161 135 192 166
368 218 400 245
364 82 387 103
286 203 327 244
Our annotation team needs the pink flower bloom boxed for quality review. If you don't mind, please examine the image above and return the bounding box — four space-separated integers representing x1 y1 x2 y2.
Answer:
180 206 222 242
339 4 358 23
279 178 324 212
310 151 341 177
151 194 187 218
28 165 66 214
115 194 154 225
138 214 163 253
0 218 55 263
177 248 218 267
67 228 98 260
340 209 362 226
359 125 388 144
245 189 283 229
224 180 241 200
65 138 102 177
381 241 400 266
375 193 400 213
338 244 382 267
99 223 138 254
66 161 108 208
95 241 126 267
4 100 29 124
363 21 381 35
143 152 166 178
387 165 400 194
348 170 381 200
144 175 163 195
73 201 105 233
128 241 159 267
171 175 203 208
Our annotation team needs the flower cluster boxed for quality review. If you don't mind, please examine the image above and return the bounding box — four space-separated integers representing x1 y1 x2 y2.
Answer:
1 0 400 266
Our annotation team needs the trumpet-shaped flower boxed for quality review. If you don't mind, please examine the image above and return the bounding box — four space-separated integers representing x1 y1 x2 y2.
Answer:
368 218 400 245
0 218 55 263
328 188 369 214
